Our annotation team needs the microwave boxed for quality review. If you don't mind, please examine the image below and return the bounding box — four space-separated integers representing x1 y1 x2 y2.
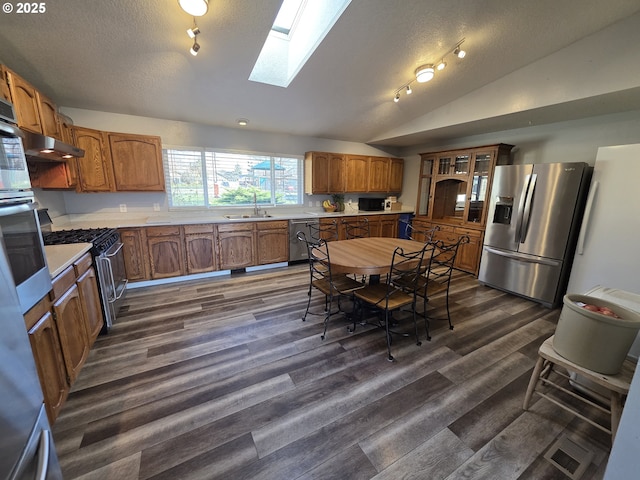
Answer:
358 197 386 211
0 99 32 203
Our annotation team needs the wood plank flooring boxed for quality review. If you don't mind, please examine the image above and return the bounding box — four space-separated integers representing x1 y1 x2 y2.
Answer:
53 264 614 479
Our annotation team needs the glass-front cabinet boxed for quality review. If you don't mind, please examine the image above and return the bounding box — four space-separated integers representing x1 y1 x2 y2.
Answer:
414 144 514 275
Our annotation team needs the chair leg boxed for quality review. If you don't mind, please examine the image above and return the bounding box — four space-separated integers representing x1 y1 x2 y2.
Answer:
445 289 453 330
384 310 394 362
412 301 422 347
302 285 313 322
423 295 431 341
321 295 332 340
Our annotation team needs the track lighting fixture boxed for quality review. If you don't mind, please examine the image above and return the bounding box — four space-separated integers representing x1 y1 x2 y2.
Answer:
190 39 200 56
392 39 466 102
178 0 208 17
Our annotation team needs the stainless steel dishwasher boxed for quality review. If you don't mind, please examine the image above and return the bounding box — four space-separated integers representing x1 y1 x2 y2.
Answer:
289 218 318 262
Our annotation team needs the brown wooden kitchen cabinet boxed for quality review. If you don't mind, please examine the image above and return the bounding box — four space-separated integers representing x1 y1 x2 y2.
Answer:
4 66 43 134
256 221 289 265
368 156 390 193
74 126 115 192
50 265 90 385
305 151 404 194
0 66 11 101
388 158 404 193
304 151 347 193
217 222 256 270
108 133 165 191
24 296 69 424
413 143 513 275
35 91 63 139
184 224 218 274
146 226 186 279
119 228 150 281
379 214 398 237
74 252 104 346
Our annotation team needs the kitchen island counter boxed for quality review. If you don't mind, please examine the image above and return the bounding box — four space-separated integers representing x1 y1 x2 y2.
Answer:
44 243 92 278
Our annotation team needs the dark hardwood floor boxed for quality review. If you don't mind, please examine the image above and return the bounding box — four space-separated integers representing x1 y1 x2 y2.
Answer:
52 264 613 479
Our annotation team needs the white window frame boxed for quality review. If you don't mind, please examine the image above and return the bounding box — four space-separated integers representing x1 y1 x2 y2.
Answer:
162 146 304 210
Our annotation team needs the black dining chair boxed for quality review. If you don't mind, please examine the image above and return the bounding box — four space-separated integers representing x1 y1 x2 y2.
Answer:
342 218 370 239
297 231 365 340
307 219 339 243
415 235 470 340
353 243 430 361
401 220 440 243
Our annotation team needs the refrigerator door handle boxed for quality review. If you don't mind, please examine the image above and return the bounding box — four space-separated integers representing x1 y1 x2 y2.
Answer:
514 174 531 243
576 180 598 255
35 429 51 480
483 246 562 267
519 173 537 244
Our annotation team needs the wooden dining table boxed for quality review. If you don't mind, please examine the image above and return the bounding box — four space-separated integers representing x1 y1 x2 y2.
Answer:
326 237 427 276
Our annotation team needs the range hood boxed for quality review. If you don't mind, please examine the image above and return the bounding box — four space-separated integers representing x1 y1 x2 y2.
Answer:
23 131 84 161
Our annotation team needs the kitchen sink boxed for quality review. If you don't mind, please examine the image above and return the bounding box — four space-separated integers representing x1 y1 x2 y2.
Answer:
224 214 272 219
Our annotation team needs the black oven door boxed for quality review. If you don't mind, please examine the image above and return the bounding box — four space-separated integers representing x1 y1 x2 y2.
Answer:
0 201 52 313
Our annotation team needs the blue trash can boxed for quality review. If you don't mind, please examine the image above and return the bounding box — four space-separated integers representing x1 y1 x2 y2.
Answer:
398 213 414 239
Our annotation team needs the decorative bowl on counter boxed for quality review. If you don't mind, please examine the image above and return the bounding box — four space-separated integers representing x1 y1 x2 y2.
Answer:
323 205 337 212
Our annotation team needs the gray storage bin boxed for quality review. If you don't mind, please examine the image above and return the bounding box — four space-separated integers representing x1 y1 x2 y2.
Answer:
553 294 640 374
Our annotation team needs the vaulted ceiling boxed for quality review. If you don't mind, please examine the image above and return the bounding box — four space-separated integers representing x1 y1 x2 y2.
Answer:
1 0 639 148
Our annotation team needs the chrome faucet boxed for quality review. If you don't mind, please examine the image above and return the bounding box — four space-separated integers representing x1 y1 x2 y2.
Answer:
253 192 259 216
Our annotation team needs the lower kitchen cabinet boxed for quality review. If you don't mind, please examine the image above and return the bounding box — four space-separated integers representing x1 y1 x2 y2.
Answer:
25 297 68 424
184 224 217 274
379 214 398 237
51 266 90 385
74 253 104 345
147 226 186 279
256 221 289 265
119 227 149 281
413 219 484 275
23 252 103 423
217 222 255 270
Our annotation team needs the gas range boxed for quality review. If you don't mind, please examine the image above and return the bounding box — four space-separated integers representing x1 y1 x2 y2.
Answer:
42 228 120 256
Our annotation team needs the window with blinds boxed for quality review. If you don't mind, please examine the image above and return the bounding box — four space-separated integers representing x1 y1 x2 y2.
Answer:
163 147 303 208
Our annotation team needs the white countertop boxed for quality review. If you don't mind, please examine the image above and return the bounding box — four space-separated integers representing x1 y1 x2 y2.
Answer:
45 243 92 278
49 209 415 230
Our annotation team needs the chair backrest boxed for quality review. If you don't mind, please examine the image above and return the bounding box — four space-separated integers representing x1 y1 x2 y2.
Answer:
297 230 333 282
307 220 338 243
402 220 440 243
343 217 370 239
387 243 431 297
428 235 470 284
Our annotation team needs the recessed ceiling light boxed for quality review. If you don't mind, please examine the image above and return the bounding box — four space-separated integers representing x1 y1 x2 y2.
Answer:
237 119 249 126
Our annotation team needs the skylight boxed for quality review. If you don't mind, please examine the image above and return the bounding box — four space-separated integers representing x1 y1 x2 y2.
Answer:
249 0 352 88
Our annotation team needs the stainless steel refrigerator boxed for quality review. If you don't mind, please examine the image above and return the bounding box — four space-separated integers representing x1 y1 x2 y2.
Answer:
478 162 591 307
1 237 62 478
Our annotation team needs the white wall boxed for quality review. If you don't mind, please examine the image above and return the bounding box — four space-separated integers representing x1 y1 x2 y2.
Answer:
397 109 640 210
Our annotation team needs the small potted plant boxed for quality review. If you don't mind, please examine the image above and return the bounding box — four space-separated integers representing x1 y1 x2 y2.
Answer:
331 193 345 212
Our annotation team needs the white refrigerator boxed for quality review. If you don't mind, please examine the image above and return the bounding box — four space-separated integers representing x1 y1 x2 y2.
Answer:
565 144 640 480
566 143 640 359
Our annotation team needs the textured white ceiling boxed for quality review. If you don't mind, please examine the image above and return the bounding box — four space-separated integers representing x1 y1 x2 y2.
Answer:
1 0 639 147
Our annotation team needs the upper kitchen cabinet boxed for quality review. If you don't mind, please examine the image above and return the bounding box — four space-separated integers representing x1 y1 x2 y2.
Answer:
73 126 115 192
0 67 10 101
388 158 404 193
108 133 165 191
4 66 43 134
367 156 389 192
305 151 403 194
35 91 63 139
72 128 165 193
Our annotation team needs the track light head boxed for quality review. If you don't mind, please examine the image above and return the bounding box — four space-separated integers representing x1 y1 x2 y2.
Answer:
393 93 400 103
187 25 201 38
437 59 446 71
415 64 435 83
405 85 412 95
190 40 200 56
454 45 466 58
